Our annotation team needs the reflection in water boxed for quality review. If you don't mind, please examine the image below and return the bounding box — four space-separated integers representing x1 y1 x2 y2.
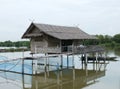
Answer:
0 62 106 89
115 50 120 56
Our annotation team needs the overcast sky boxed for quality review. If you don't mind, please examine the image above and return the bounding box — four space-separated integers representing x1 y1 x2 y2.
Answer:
0 0 120 41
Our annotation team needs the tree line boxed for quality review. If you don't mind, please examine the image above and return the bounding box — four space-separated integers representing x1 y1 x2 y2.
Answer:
84 33 120 50
0 33 120 49
0 41 30 48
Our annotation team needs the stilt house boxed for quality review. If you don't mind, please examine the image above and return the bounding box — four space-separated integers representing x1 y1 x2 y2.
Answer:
22 23 96 54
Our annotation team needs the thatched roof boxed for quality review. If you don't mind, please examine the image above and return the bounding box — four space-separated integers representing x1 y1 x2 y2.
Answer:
22 23 96 40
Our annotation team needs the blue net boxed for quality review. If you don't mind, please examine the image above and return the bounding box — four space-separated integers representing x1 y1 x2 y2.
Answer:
0 56 32 74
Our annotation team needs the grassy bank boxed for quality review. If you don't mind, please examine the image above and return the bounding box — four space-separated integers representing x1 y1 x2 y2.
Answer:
101 42 120 51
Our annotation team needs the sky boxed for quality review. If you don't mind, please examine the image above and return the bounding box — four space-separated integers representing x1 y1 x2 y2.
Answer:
0 0 120 41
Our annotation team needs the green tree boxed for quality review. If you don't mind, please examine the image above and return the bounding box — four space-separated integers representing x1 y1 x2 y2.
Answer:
113 34 120 43
4 40 13 47
104 35 112 43
96 35 105 44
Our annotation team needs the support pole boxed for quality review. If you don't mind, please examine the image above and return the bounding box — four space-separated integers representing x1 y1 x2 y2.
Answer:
47 56 49 77
73 67 75 80
81 54 84 69
60 54 63 69
72 53 74 68
85 53 88 66
67 54 69 68
92 53 95 70
85 63 88 82
93 61 95 70
22 59 24 74
35 59 37 74
32 59 34 75
44 53 47 81
96 52 98 63
57 63 60 84
22 74 25 88
44 53 47 71
35 76 38 89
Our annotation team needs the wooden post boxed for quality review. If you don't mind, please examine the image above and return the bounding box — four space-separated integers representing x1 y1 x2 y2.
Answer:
44 53 47 71
96 52 98 63
91 52 95 70
32 59 34 75
57 63 60 84
35 59 37 74
93 61 95 70
67 54 69 68
47 56 49 77
85 63 88 80
72 53 74 68
60 40 63 69
81 54 84 69
60 54 63 69
60 65 63 80
44 54 47 81
95 62 98 72
22 59 24 74
44 67 47 81
73 67 75 80
103 52 106 63
35 76 38 89
22 73 25 88
85 53 88 66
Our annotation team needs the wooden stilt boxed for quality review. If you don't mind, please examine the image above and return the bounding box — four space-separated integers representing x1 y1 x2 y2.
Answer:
85 64 88 77
60 66 63 80
22 74 25 88
22 59 24 74
73 67 75 80
44 54 47 81
85 53 88 66
95 62 98 72
60 54 63 69
32 59 34 74
35 76 38 88
96 52 98 63
57 63 60 84
35 60 37 74
72 53 74 68
81 54 84 69
47 56 49 77
67 54 69 68
93 62 95 70
44 53 47 72
44 68 47 81
92 52 95 70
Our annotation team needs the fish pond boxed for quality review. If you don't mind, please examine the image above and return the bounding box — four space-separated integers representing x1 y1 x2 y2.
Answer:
0 50 119 89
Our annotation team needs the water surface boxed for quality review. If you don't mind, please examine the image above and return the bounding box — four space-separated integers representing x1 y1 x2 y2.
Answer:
0 50 119 89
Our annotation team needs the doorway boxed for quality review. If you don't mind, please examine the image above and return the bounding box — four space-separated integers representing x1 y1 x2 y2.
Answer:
61 40 73 52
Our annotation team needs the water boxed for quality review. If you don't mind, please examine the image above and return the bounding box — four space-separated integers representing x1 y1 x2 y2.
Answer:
0 50 119 89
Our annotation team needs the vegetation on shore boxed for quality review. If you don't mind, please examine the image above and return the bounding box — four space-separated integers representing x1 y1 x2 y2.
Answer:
0 33 120 52
0 41 30 48
82 34 120 50
0 41 30 52
97 34 120 50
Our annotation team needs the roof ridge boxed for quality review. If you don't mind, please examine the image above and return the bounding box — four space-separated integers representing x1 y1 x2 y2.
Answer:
33 22 78 28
